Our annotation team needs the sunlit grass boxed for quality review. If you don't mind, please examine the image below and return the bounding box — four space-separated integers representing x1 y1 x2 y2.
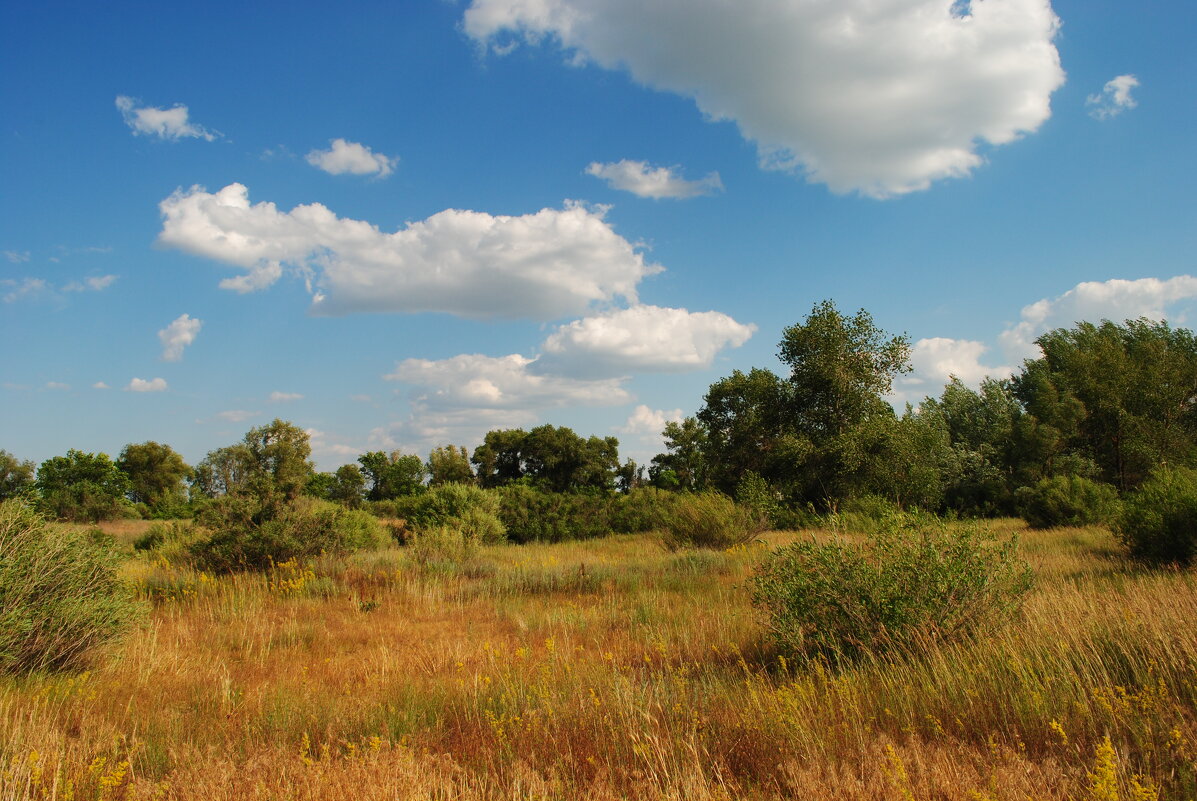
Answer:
2 520 1195 799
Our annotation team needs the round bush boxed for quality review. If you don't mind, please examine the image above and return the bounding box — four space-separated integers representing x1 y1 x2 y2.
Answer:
1118 467 1197 564
495 485 610 543
0 501 143 673
659 491 765 551
751 519 1033 662
1015 475 1121 529
190 497 388 572
410 484 507 544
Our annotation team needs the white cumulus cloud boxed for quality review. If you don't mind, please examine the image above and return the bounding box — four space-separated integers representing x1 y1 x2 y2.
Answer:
585 160 722 199
306 138 397 178
158 183 657 319
616 404 684 436
115 95 220 141
158 313 203 362
381 353 632 455
894 337 1013 404
998 276 1197 362
536 305 755 378
465 0 1065 198
1087 74 1140 120
127 377 168 392
92 382 110 390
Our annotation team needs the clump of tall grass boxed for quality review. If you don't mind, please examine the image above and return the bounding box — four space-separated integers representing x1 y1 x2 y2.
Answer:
0 500 144 673
659 491 766 551
751 517 1034 662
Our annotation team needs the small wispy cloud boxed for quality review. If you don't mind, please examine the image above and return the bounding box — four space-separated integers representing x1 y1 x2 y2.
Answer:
63 274 118 292
158 313 203 362
3 250 30 264
217 409 257 422
115 95 220 141
269 391 303 402
1 278 47 303
92 382 110 390
127 377 168 392
44 381 70 391
306 138 397 178
1087 74 1140 120
585 160 723 199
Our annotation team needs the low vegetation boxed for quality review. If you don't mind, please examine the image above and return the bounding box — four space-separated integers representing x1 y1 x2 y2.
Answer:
0 501 143 673
2 515 1196 800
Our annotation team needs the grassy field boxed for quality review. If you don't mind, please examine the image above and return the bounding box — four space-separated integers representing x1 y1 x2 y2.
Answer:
3 519 1196 800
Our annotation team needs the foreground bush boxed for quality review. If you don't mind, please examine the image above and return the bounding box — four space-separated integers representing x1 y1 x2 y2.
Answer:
751 519 1033 662
496 485 610 543
1118 467 1197 564
1015 475 1121 529
659 491 765 551
190 497 388 572
0 501 143 673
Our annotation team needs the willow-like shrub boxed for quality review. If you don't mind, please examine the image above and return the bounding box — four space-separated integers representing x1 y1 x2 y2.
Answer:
0 501 143 673
659 491 766 551
751 519 1033 663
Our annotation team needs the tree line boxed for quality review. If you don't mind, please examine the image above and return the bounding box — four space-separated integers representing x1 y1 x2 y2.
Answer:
5 299 1197 524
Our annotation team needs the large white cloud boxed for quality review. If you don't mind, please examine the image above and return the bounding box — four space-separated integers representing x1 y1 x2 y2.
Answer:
465 0 1065 197
380 353 632 454
1087 74 1140 120
536 304 755 377
158 313 202 362
306 138 397 177
115 96 219 141
158 183 657 319
998 276 1197 362
386 353 630 410
617 404 684 435
893 336 1013 404
586 160 722 199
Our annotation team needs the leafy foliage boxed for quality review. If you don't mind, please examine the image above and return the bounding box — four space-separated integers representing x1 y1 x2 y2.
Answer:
0 501 143 673
35 449 133 522
496 485 611 543
190 497 387 572
427 445 474 486
1015 475 1121 529
658 491 765 551
0 450 35 502
751 519 1033 662
472 425 620 492
1117 467 1197 564
358 450 426 500
408 483 506 545
117 441 191 517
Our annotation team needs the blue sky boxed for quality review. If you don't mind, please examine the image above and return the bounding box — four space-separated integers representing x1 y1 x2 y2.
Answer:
2 0 1194 472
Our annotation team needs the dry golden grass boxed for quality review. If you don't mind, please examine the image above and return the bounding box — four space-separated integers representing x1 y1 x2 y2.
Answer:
3 521 1195 800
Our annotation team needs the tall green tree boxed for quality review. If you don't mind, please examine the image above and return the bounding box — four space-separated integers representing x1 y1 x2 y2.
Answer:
35 449 131 522
1013 318 1197 490
117 441 191 514
649 417 709 491
697 368 791 493
358 451 426 500
779 300 911 439
427 445 474 486
0 450 35 501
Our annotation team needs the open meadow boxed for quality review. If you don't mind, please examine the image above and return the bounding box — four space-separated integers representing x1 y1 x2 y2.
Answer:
3 519 1196 801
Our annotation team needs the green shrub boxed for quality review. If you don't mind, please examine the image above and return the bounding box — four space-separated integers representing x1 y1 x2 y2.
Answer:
1015 475 1121 529
406 524 480 569
659 491 765 551
496 486 611 543
1117 467 1197 564
408 484 506 545
0 501 143 673
750 519 1033 663
610 487 677 534
189 497 388 572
